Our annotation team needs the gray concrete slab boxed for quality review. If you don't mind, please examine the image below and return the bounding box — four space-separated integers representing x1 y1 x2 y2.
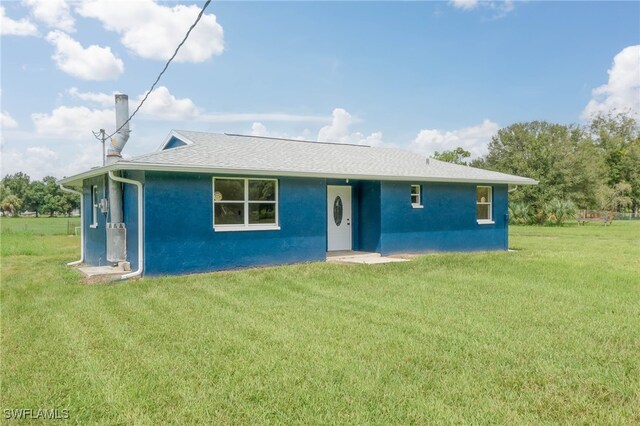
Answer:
326 252 409 265
77 265 126 278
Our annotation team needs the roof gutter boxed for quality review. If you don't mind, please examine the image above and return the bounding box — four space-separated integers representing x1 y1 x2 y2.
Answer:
60 162 539 186
59 184 83 266
108 171 143 280
58 164 119 186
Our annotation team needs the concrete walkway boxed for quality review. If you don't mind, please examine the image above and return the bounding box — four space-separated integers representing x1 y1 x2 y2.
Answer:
326 251 409 265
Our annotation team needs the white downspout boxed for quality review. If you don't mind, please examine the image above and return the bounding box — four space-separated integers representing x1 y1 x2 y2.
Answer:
508 185 519 193
59 184 84 266
108 171 143 279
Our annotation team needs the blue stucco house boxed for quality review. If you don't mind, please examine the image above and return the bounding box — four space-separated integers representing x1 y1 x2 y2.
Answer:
59 130 537 278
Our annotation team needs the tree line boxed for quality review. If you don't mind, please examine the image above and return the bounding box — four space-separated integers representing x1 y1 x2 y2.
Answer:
0 173 80 217
433 112 639 223
2 112 638 221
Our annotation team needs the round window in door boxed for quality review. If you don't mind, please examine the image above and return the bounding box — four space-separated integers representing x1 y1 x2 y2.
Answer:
333 196 343 226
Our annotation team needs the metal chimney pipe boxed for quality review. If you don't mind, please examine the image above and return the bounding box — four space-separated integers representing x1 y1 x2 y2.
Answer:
106 94 129 263
107 94 130 164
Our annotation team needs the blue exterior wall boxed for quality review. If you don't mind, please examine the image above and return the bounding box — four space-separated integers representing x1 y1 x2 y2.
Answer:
83 175 108 266
122 171 144 271
357 181 381 252
81 171 510 275
82 172 142 269
379 181 509 254
143 172 327 275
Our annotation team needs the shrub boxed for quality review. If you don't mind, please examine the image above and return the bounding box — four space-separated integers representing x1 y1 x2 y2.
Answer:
544 198 578 225
509 201 532 224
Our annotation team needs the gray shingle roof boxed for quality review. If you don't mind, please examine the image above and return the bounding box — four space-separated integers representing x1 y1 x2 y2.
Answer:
123 130 537 185
59 130 538 185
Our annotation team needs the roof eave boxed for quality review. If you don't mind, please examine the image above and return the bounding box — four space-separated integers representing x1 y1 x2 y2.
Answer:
57 164 118 186
59 161 537 185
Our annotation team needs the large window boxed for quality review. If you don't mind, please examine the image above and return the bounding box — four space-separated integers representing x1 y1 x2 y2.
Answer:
411 184 422 208
476 186 493 223
213 178 278 231
90 185 98 228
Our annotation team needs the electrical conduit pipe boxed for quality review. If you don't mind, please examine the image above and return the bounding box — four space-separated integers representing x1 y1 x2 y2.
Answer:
108 171 143 279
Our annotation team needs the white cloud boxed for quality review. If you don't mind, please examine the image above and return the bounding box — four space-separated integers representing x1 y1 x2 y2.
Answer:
410 119 500 158
248 122 313 140
450 0 479 11
582 45 640 121
1 112 18 129
62 86 330 126
46 30 124 81
68 87 117 107
317 108 390 147
31 105 113 139
137 86 200 120
200 113 329 123
251 122 269 137
490 1 515 19
76 0 224 63
317 108 354 143
134 87 328 123
23 0 74 33
1 146 58 179
0 5 38 36
1 143 102 180
449 0 515 18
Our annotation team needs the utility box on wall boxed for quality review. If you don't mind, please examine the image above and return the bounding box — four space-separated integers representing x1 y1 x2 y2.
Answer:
106 222 126 262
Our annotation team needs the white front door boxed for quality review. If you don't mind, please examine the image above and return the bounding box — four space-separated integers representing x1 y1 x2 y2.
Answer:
327 185 352 251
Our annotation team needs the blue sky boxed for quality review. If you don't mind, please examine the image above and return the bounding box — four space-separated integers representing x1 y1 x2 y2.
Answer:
1 0 639 179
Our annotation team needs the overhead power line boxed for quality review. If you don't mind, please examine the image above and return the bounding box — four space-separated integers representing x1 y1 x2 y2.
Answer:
105 0 212 140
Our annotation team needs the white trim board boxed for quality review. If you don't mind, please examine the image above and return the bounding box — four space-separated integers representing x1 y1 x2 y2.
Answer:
59 162 538 187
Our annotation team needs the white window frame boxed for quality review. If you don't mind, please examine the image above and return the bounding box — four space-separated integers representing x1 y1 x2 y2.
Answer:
90 185 99 228
411 184 423 208
212 177 280 232
476 185 494 224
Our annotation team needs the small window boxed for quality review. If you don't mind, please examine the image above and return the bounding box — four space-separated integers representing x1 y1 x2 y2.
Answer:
411 184 422 208
213 178 279 231
477 186 493 223
91 185 98 227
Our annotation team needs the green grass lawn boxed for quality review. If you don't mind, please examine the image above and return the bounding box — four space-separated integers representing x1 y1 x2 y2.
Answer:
1 220 639 424
0 216 80 236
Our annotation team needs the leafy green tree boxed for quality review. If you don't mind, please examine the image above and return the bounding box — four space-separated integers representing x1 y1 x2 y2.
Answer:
589 112 637 183
1 172 31 215
1 174 80 217
552 126 605 210
469 157 488 169
597 182 633 213
432 147 471 165
588 112 640 212
481 121 606 211
25 181 47 217
624 140 640 212
38 176 66 217
1 193 23 217
59 190 80 217
0 183 11 215
1 172 30 205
